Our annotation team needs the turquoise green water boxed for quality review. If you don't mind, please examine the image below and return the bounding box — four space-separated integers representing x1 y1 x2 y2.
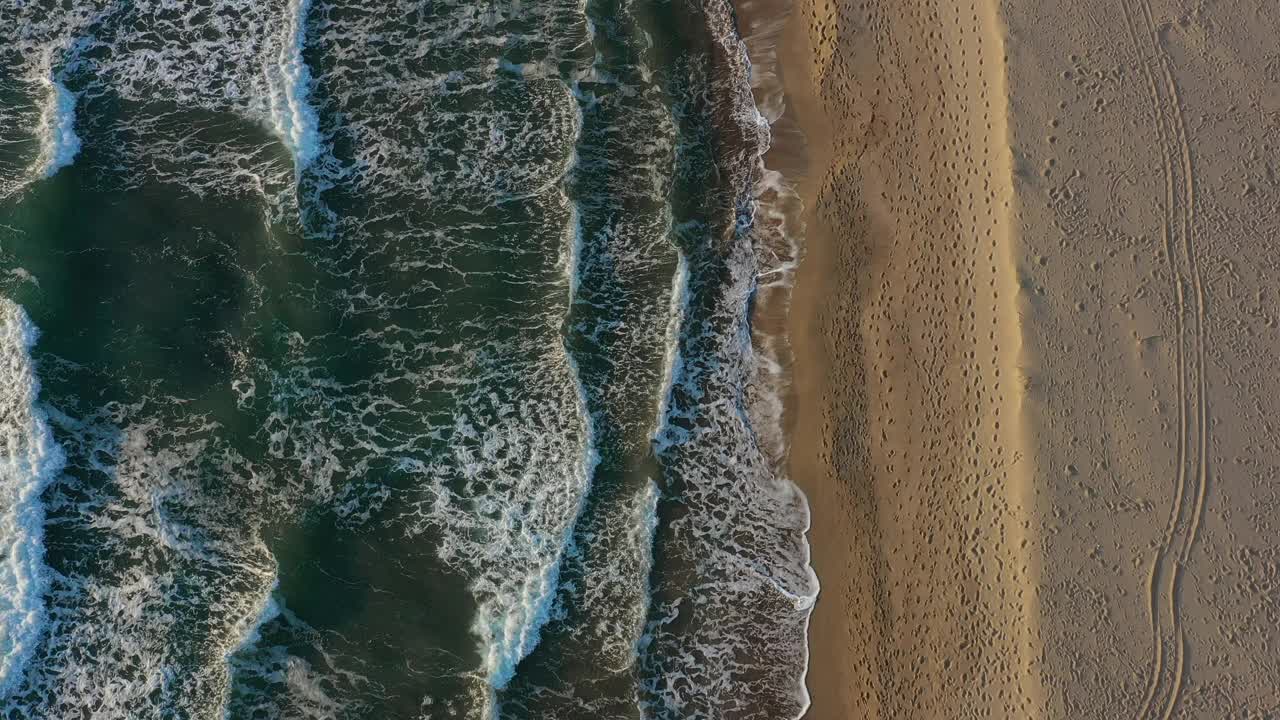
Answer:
0 1 817 718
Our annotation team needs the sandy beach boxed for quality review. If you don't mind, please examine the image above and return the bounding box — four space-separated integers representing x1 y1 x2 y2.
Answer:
777 0 1280 716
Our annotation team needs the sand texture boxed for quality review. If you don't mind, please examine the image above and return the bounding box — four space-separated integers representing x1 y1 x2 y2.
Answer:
783 0 1280 717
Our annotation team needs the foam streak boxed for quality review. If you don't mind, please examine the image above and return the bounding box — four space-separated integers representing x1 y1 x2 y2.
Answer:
266 0 321 170
33 74 81 179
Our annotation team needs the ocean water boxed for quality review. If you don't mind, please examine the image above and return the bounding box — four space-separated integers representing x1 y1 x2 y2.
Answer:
0 0 816 718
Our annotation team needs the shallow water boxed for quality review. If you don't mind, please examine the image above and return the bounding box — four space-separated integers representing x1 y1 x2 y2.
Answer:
0 1 816 717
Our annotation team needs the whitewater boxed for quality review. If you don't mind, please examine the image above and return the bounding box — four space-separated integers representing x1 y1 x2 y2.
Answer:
0 300 64 698
263 0 321 171
0 0 816 717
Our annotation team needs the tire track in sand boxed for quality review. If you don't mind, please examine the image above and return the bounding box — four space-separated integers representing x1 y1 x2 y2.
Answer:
1117 0 1210 717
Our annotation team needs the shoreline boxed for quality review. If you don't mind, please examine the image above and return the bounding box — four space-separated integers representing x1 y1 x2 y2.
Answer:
774 6 847 718
770 0 865 715
729 1 826 716
730 0 847 714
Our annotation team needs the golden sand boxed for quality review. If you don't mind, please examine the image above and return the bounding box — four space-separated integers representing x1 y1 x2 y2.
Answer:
779 0 1280 716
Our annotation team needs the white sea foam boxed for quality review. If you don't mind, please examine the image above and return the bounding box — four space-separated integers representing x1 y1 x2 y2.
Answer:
220 575 279 720
3 2 601 718
219 596 370 719
265 0 321 171
734 0 822 667
477 98 598 710
0 0 314 205
33 74 81 179
4 1 811 717
474 446 593 693
0 300 65 698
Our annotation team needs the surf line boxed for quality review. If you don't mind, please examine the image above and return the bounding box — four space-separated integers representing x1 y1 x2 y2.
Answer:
474 70 601 720
0 300 67 698
265 0 322 173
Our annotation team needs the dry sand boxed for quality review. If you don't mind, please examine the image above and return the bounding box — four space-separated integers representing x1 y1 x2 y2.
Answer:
776 0 1280 717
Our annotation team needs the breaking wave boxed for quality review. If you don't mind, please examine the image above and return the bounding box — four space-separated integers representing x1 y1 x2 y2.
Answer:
32 74 81 179
0 301 65 698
